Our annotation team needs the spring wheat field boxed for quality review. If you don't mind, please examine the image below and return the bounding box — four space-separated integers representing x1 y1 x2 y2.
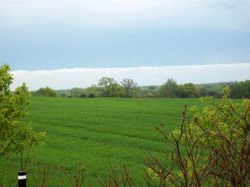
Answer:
1 97 209 186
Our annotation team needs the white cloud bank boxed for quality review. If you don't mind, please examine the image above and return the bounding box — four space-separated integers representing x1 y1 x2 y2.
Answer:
11 63 250 91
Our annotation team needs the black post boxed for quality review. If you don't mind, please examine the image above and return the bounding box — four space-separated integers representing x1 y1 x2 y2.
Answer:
18 171 26 187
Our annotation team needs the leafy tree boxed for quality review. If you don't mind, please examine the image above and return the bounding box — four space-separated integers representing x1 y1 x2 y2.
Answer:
198 87 209 97
80 93 87 98
159 78 177 98
120 79 139 98
139 86 160 97
85 85 100 97
148 86 156 90
60 92 69 98
88 93 95 98
196 82 232 98
176 83 199 98
98 77 124 97
35 87 57 97
231 80 250 98
0 63 45 156
139 87 150 97
71 88 86 98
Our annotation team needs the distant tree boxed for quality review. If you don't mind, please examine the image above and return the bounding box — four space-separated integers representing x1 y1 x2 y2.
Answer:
231 80 250 98
80 93 87 98
159 78 177 98
196 82 233 98
140 86 159 97
139 87 150 97
120 79 139 98
71 88 85 97
88 93 95 98
60 92 69 98
98 77 124 97
84 85 98 96
35 87 57 97
244 80 250 98
176 83 198 98
148 86 156 90
198 87 209 97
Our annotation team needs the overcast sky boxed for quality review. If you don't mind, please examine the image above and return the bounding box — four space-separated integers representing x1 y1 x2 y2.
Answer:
1 0 250 90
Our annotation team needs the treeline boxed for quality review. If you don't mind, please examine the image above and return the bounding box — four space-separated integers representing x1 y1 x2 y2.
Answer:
32 77 140 98
31 77 250 99
159 79 250 98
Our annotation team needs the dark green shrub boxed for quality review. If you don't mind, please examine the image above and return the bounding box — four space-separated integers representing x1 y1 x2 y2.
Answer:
35 87 57 97
88 93 95 98
80 93 87 98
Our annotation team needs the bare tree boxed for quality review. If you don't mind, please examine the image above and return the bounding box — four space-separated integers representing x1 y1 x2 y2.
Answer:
120 79 139 98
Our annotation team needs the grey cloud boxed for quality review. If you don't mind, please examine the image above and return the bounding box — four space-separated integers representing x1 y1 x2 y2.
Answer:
1 0 250 30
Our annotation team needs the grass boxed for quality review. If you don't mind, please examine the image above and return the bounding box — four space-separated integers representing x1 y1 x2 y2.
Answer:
0 97 208 186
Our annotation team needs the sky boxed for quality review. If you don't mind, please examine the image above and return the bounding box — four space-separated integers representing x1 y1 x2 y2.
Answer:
1 0 250 90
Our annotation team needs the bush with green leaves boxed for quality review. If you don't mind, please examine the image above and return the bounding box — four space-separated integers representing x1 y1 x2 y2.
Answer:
34 87 57 97
88 93 95 98
0 63 45 168
80 93 87 98
146 87 249 186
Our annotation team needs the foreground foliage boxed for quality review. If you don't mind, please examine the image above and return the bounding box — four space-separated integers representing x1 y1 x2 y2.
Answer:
147 87 250 186
0 63 44 170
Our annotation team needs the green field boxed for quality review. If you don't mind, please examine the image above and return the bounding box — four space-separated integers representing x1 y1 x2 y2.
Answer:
1 97 208 186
